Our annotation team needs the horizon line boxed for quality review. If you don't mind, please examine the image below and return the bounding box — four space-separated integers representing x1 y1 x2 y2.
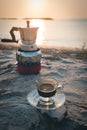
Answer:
0 18 53 20
0 17 87 21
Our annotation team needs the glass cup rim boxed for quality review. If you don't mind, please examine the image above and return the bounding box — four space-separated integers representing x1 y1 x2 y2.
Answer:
36 76 58 92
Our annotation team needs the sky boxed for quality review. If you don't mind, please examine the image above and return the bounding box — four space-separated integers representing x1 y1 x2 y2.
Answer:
0 0 87 19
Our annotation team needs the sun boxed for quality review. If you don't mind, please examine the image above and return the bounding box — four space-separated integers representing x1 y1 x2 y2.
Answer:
30 0 42 7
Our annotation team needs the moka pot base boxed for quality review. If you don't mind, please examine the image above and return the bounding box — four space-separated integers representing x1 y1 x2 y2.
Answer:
20 43 37 51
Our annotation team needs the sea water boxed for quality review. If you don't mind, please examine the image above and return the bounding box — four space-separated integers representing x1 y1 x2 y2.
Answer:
0 19 87 49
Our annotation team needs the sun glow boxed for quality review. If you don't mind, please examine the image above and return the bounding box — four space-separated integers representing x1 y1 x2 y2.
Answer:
30 0 43 7
30 20 45 46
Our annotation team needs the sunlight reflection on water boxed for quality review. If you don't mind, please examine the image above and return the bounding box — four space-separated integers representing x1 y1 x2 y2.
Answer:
0 19 87 49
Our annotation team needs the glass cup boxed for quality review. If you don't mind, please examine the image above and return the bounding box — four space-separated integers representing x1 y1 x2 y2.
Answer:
36 76 58 98
36 76 64 106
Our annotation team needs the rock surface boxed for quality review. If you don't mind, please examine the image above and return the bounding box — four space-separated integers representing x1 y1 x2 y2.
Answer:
0 46 87 130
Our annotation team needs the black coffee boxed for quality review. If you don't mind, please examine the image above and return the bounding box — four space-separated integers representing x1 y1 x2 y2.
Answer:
37 84 56 97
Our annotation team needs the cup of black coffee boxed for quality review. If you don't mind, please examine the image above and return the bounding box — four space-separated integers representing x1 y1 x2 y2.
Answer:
36 77 58 97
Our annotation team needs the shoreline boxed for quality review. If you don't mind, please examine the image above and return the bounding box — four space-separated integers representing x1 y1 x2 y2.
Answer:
1 41 87 50
0 42 87 60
